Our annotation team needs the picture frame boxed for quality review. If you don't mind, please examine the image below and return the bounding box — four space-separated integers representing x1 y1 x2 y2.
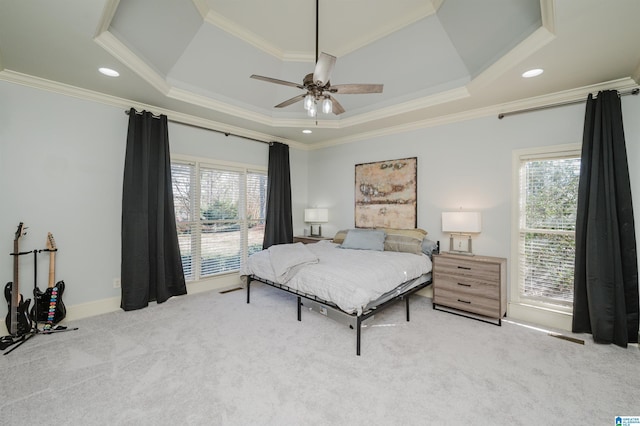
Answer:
354 157 417 229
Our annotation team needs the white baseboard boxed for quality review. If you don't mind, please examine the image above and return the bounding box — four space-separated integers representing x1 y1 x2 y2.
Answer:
1 274 243 336
507 301 573 331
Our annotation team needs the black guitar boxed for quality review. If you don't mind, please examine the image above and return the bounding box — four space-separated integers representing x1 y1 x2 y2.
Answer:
31 232 66 324
4 223 32 336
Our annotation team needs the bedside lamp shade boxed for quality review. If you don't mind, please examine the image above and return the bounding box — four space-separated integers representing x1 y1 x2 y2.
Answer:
304 208 328 237
304 208 329 223
441 211 482 233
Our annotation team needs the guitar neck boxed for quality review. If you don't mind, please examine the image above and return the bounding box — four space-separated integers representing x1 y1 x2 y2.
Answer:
48 250 56 288
10 238 19 334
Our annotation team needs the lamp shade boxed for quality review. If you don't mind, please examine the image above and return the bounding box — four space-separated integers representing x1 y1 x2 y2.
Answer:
441 211 481 233
304 208 328 223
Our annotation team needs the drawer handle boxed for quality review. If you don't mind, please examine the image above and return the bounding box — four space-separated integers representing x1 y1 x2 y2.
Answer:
457 282 471 287
457 299 471 304
457 266 471 270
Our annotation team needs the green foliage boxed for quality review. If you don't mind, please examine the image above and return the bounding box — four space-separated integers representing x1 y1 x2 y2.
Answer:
202 200 238 221
525 159 580 230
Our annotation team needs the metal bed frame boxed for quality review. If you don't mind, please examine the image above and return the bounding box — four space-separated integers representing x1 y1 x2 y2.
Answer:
246 274 432 356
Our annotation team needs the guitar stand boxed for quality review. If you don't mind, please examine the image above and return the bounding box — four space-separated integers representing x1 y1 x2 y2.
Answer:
2 248 78 356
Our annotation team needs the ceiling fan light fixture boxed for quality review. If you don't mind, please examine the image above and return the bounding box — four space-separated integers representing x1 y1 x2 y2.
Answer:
307 102 317 117
322 97 332 114
304 94 314 110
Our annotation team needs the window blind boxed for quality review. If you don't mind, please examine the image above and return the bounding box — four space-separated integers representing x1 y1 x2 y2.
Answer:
171 160 267 281
518 155 580 306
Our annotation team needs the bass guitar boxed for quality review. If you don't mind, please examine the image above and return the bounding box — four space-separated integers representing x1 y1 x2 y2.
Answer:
31 232 66 324
4 223 32 336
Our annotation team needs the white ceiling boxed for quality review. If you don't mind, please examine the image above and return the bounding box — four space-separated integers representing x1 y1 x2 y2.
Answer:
1 0 639 149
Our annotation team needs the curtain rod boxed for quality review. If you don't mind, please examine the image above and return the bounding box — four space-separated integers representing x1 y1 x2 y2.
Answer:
498 88 639 119
124 109 272 145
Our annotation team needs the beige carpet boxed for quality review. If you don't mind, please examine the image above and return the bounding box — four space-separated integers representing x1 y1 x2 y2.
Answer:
2 282 638 425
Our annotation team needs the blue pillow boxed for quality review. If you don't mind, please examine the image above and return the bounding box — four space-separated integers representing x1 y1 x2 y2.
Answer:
340 229 386 251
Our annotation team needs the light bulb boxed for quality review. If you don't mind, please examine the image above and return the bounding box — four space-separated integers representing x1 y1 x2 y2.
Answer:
307 102 317 117
322 97 332 114
303 94 314 110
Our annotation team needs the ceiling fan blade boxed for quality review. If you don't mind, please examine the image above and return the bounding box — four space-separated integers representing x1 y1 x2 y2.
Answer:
330 84 384 94
329 95 346 115
250 74 304 90
275 94 306 108
313 52 336 86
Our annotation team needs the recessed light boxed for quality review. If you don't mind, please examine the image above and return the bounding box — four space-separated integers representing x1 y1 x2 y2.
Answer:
522 68 543 78
302 129 312 134
99 67 120 77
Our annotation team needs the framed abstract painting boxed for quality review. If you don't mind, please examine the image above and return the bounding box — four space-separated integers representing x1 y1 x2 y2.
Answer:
354 157 417 229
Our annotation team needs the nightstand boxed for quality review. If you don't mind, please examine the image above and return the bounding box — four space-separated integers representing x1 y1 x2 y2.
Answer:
432 252 507 325
292 236 333 244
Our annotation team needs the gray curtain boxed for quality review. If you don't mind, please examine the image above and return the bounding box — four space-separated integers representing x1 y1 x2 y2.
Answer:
572 91 639 347
263 142 293 249
121 109 187 311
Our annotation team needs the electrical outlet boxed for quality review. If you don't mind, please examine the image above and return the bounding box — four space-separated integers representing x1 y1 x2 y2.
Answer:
113 278 121 288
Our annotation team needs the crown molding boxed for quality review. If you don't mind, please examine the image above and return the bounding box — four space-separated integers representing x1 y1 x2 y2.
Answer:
167 86 274 127
202 9 285 60
94 30 170 95
3 67 636 153
94 0 120 36
467 25 555 93
339 86 471 129
0 69 306 150
311 77 639 150
540 0 556 35
495 77 638 117
330 4 439 58
193 0 438 61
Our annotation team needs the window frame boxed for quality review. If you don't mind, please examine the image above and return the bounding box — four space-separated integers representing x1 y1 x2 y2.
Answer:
171 154 267 283
510 143 581 328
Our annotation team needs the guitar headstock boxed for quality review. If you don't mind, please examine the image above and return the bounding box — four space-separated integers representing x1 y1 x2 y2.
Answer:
14 222 25 241
47 232 57 250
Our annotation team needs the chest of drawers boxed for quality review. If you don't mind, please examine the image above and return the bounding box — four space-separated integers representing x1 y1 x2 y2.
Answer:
432 253 507 325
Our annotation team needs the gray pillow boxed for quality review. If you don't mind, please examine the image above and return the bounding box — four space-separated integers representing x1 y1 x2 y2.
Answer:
340 229 386 251
421 238 439 257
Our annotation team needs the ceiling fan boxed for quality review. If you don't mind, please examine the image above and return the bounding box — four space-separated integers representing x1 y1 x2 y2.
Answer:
249 0 383 116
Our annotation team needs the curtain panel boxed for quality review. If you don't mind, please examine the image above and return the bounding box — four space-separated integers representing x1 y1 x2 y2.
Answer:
121 109 187 311
572 91 639 347
263 142 293 249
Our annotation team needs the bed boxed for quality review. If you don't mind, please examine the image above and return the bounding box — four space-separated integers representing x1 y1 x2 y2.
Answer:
240 228 437 355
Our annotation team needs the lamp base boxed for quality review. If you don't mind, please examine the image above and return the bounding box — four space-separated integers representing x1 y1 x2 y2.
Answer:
449 234 474 255
310 224 322 237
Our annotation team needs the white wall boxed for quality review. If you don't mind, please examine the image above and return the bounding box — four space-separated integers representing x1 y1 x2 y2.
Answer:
308 104 587 257
0 81 308 331
2 79 639 332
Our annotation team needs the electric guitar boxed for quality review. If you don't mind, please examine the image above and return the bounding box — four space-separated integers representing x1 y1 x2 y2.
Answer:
4 223 32 336
31 232 66 324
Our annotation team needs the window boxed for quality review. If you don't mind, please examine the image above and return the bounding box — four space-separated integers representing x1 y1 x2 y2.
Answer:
513 145 581 311
171 159 267 281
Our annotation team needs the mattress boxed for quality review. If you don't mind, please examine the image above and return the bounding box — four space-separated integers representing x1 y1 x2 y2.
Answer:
240 240 432 315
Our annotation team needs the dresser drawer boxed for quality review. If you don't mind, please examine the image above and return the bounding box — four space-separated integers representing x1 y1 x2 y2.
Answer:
433 287 500 318
433 275 499 300
434 256 500 283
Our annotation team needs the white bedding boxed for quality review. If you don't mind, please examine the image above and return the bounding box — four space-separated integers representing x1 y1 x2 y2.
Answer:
240 240 432 315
